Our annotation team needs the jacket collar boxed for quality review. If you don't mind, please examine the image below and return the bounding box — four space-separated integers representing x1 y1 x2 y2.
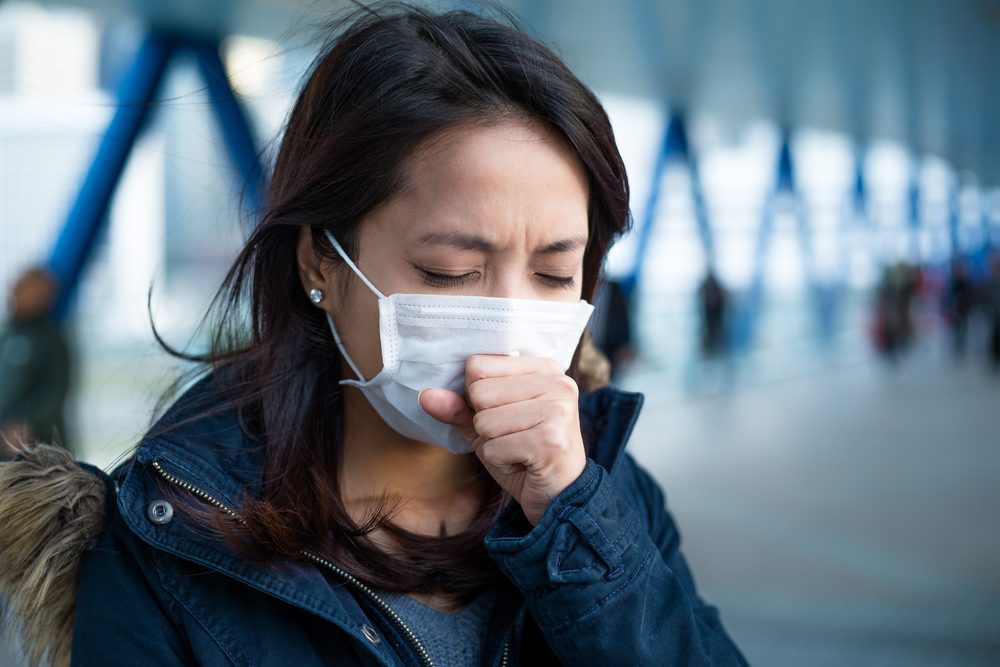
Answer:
130 373 645 509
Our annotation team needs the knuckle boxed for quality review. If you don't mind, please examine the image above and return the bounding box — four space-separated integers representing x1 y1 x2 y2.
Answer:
472 410 495 438
539 421 564 447
519 449 535 468
477 439 493 460
479 440 503 466
557 374 579 397
465 356 487 381
467 380 486 408
552 399 574 420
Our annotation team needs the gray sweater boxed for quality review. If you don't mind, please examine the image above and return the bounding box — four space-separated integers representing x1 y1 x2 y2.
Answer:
376 588 498 666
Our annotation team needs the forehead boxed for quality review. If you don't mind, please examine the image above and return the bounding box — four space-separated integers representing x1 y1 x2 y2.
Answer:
383 121 590 246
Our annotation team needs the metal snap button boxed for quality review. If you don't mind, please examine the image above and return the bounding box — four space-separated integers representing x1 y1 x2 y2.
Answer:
147 499 174 525
361 624 380 645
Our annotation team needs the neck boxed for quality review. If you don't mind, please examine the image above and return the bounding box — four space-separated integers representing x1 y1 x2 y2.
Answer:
338 388 484 534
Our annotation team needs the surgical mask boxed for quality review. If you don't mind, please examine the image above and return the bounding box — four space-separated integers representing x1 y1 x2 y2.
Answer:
321 229 594 454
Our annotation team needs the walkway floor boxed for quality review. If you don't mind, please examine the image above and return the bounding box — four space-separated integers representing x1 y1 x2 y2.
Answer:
623 345 1000 666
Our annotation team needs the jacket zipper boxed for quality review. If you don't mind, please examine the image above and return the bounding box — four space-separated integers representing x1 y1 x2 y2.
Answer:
150 461 510 667
299 549 435 667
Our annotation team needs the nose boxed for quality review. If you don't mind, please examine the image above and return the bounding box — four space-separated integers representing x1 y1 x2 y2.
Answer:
486 264 548 301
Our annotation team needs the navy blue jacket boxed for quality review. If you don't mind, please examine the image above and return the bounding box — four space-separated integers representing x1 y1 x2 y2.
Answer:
71 375 748 666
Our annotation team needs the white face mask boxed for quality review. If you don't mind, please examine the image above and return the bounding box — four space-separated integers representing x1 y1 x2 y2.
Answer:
321 229 594 454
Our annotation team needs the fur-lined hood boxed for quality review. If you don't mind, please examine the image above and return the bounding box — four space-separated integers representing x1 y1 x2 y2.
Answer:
0 445 112 667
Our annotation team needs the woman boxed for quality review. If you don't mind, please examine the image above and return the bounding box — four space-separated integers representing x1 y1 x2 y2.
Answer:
0 4 748 666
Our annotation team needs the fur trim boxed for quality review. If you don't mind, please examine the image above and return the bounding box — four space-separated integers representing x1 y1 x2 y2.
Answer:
0 444 108 667
577 331 611 393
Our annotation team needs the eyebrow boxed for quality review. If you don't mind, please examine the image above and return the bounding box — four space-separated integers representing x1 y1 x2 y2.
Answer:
417 232 587 254
418 232 495 252
537 235 588 254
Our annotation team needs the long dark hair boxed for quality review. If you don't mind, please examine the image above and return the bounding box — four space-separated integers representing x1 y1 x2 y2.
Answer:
151 2 630 603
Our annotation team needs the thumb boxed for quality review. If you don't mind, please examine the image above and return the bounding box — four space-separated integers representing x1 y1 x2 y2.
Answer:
418 388 478 444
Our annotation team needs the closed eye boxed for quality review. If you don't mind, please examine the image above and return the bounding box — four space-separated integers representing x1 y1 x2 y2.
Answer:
418 268 576 290
536 274 576 289
419 269 478 287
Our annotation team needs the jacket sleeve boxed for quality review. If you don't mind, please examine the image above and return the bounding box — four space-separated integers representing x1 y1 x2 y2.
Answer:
484 456 749 666
72 508 194 665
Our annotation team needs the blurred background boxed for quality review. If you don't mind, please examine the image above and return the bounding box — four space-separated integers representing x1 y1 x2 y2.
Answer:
0 0 998 665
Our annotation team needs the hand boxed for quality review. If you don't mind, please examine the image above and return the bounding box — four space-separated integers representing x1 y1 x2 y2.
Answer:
420 355 587 525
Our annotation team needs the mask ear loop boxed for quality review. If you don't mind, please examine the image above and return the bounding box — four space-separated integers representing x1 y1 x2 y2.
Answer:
319 228 385 383
322 229 385 299
325 312 366 383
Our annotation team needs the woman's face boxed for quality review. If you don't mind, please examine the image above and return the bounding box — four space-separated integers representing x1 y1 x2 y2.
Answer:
300 120 590 380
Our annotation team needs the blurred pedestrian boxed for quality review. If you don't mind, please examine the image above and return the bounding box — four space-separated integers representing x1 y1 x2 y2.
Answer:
697 269 728 360
0 267 72 459
943 259 975 359
874 263 918 362
986 255 1000 371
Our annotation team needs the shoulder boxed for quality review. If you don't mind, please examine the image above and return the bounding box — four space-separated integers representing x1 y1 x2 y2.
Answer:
72 466 214 665
75 477 172 609
130 368 264 504
0 445 116 666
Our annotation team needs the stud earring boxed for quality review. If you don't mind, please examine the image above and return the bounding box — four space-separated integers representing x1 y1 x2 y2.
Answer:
309 288 324 304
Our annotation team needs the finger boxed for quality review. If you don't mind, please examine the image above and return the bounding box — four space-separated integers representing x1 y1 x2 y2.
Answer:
465 354 565 385
476 413 580 472
476 431 534 475
467 373 553 411
472 398 558 441
418 388 478 443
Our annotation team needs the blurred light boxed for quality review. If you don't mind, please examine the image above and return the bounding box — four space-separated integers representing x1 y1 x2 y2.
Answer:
598 92 664 279
0 2 99 97
223 35 281 97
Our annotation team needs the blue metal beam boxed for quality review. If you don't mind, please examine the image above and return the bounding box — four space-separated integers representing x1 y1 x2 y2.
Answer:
622 113 675 296
837 146 867 282
983 188 995 253
47 32 175 319
948 184 961 260
191 39 267 223
732 137 790 350
690 157 716 267
852 148 867 219
907 160 922 264
736 129 830 350
45 30 267 320
624 111 714 294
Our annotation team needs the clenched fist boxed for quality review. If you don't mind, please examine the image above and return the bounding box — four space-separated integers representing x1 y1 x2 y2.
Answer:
419 354 586 525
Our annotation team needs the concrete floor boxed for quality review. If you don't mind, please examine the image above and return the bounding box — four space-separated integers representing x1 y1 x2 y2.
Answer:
625 347 1000 666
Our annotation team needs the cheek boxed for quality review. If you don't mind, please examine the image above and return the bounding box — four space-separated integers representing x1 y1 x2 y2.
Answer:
331 280 385 379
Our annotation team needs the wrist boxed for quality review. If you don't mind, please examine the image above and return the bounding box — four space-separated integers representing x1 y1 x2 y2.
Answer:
524 455 588 525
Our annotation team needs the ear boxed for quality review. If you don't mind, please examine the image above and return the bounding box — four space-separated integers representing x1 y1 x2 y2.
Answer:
296 226 328 294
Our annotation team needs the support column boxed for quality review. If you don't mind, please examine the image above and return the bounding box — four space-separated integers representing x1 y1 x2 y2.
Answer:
191 39 266 223
47 32 175 319
624 111 714 295
46 30 267 320
735 129 826 350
